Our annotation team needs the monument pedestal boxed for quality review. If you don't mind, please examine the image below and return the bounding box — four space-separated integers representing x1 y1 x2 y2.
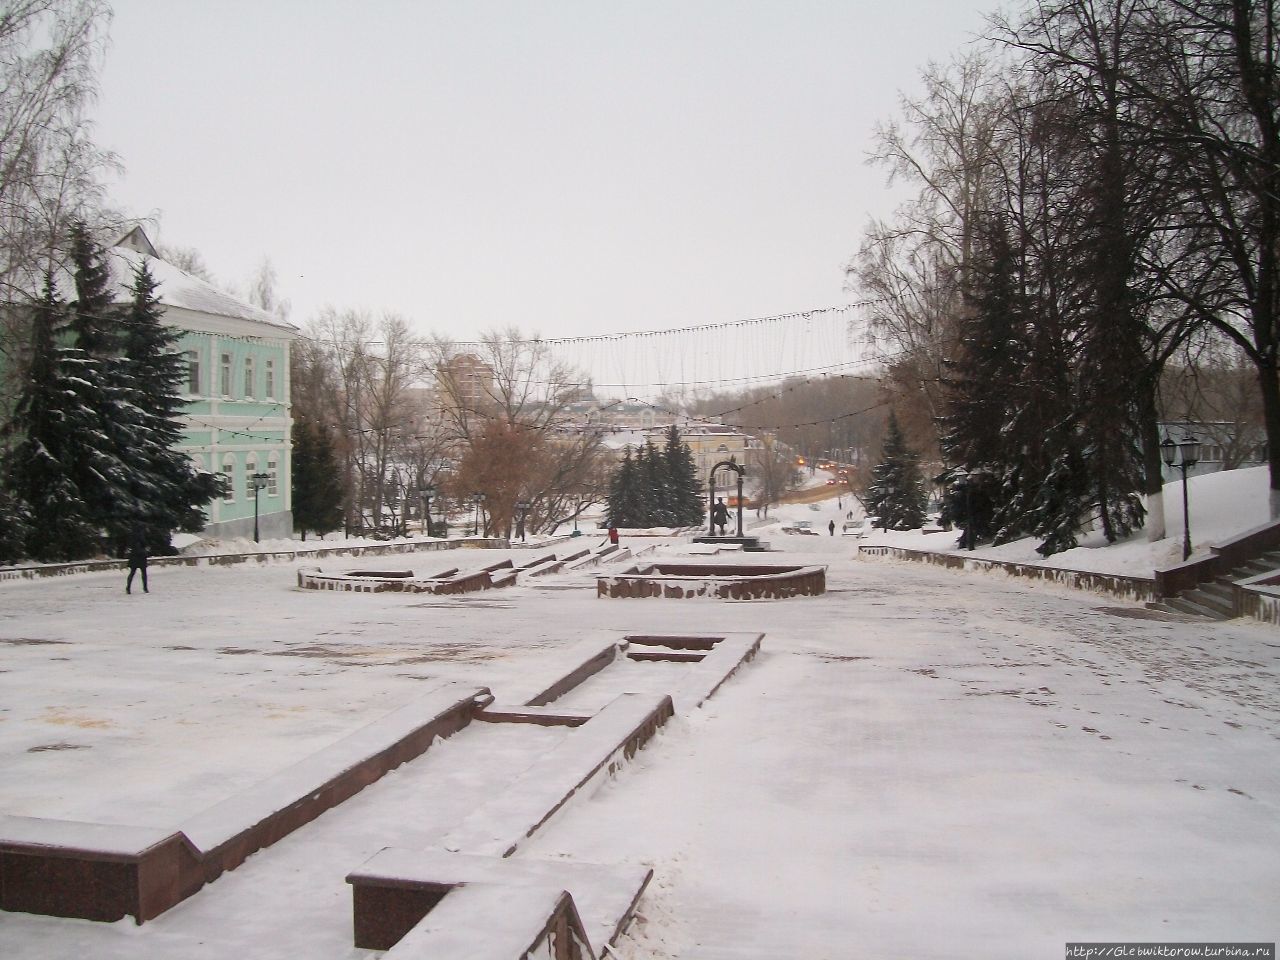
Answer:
691 535 768 552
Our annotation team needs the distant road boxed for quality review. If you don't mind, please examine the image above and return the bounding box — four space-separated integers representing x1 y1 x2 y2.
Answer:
777 481 854 506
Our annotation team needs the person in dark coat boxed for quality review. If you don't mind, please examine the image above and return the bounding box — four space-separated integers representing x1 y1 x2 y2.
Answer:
126 527 149 594
828 519 836 536
711 498 730 536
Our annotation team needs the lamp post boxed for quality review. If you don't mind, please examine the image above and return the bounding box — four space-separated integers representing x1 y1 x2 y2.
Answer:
1162 433 1201 561
515 500 530 542
250 472 269 543
953 467 974 550
418 484 435 538
470 493 485 536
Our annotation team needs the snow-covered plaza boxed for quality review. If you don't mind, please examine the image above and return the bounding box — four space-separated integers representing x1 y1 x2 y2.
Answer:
1 534 1277 958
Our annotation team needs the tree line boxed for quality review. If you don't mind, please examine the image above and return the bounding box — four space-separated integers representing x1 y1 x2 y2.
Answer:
290 315 614 540
851 0 1280 555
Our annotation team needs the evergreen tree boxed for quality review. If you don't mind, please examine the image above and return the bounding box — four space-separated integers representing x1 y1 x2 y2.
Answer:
1 277 99 560
865 412 927 531
662 425 705 526
940 214 1027 548
292 420 344 540
119 262 224 547
634 441 661 526
66 223 139 541
68 222 118 356
606 449 642 527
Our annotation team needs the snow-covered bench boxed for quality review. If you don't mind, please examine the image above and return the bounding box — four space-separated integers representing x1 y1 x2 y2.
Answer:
347 849 652 957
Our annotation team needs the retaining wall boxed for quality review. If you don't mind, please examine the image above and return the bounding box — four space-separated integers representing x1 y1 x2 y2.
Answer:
0 538 511 583
859 545 1157 603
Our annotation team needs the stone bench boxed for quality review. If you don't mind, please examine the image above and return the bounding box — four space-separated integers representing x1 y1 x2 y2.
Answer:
348 849 651 957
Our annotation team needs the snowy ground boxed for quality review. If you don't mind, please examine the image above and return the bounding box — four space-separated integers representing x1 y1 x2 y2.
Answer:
1 517 1277 957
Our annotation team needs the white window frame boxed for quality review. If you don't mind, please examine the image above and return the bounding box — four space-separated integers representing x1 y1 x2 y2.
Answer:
243 357 255 399
267 453 279 496
244 455 258 499
220 353 232 397
185 350 201 395
222 455 236 502
265 358 275 400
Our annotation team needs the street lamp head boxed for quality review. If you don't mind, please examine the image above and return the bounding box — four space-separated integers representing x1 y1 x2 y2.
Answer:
471 493 485 505
1180 434 1201 469
251 472 269 490
1160 434 1177 468
422 485 435 499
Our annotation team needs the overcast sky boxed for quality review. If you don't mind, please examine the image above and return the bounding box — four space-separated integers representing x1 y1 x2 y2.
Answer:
93 1 993 342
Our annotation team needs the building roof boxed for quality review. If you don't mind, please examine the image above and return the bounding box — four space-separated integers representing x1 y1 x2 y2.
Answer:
107 244 298 334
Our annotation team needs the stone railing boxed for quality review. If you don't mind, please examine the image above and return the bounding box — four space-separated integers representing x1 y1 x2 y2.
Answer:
859 545 1157 603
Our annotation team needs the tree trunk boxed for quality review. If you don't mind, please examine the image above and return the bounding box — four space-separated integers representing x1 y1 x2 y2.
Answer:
1258 359 1280 519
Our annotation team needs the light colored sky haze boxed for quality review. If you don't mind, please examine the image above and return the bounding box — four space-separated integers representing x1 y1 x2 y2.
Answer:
94 1 993 341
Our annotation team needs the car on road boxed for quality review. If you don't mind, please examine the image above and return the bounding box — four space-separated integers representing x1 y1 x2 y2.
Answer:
781 520 819 535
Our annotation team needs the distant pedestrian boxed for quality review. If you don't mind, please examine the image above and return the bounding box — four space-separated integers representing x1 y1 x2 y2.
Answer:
126 527 149 594
828 520 836 536
608 526 619 546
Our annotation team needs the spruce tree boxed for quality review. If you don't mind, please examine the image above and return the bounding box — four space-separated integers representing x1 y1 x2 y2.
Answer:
292 420 344 540
119 262 224 547
662 425 705 526
67 224 140 541
606 449 642 527
634 441 661 526
865 412 927 531
1 277 99 559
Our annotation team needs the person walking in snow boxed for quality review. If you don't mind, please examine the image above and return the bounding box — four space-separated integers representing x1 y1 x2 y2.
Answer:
126 526 149 594
608 526 619 546
828 519 836 536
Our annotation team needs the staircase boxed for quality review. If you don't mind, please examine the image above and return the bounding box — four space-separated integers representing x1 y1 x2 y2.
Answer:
1152 550 1280 620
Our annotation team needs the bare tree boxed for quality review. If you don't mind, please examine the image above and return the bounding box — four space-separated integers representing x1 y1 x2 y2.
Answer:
746 433 802 518
431 329 606 537
0 0 115 427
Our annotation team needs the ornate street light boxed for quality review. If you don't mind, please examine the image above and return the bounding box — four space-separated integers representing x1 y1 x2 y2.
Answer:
515 500 530 542
470 493 486 536
250 472 270 543
1162 433 1201 561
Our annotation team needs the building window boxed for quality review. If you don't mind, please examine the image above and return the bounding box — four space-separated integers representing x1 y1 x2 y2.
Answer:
267 453 278 496
244 456 258 499
222 455 236 502
265 359 275 400
184 350 201 394
244 357 255 399
220 353 232 397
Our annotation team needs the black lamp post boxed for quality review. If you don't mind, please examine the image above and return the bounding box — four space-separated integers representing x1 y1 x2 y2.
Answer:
250 472 269 543
515 500 530 542
1162 433 1201 561
953 467 974 550
471 493 485 536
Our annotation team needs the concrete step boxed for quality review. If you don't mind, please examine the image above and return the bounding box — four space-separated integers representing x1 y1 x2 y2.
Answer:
1200 580 1235 603
1161 595 1231 621
1182 587 1235 618
1238 560 1276 578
